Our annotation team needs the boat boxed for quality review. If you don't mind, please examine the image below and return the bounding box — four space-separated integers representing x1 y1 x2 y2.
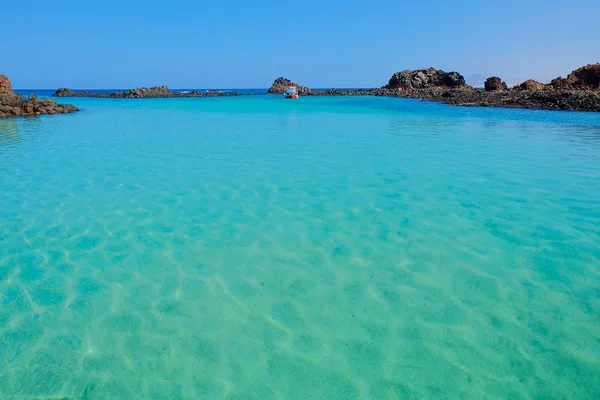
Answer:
284 86 298 99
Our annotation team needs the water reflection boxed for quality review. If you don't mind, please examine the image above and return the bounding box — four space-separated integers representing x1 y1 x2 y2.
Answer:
274 111 298 132
550 124 600 145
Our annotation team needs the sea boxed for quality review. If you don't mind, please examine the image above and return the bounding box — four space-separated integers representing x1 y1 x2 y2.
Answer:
1 90 599 399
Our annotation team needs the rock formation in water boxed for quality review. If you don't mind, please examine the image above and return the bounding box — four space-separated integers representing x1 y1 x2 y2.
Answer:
267 77 312 95
547 64 600 91
386 68 467 89
392 87 600 112
42 62 600 112
484 77 508 91
265 65 600 111
0 74 13 95
53 86 243 98
386 64 600 111
514 79 545 91
0 75 78 119
307 64 600 111
565 63 600 89
548 77 571 90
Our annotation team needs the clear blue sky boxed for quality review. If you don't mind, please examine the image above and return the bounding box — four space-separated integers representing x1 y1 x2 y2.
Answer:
3 0 599 89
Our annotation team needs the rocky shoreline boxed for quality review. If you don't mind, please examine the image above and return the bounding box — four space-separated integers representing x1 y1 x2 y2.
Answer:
53 86 244 98
391 87 600 112
268 65 600 112
38 63 600 113
265 86 600 112
0 75 78 119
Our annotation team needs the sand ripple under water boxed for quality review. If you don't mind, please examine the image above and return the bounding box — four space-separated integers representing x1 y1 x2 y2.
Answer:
1 96 599 399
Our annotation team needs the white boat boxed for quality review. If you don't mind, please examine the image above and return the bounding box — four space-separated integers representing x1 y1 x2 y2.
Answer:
284 86 298 99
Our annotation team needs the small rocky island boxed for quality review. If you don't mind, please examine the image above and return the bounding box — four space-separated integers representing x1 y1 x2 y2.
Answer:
268 64 600 112
267 77 312 95
0 75 78 119
53 86 243 98
386 65 600 112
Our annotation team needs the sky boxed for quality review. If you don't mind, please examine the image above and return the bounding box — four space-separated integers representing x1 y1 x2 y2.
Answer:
2 0 599 89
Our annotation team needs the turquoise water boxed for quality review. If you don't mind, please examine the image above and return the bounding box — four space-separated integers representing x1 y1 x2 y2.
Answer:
1 95 600 399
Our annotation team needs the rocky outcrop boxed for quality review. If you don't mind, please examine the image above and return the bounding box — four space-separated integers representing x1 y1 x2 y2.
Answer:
514 79 545 91
379 65 600 110
378 65 600 111
391 87 600 112
549 77 571 90
267 77 311 95
386 68 466 89
484 77 508 91
566 63 600 89
53 86 243 98
262 64 600 111
40 61 600 113
0 75 78 119
0 75 13 95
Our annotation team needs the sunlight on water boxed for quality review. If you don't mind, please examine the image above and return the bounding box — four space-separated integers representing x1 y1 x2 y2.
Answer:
1 96 600 399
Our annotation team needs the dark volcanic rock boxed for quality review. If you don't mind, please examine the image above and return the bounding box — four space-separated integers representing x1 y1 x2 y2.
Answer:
0 75 78 119
47 63 600 113
54 88 75 97
549 77 572 90
514 79 545 91
484 77 508 91
53 86 243 98
392 87 600 112
267 77 311 95
386 68 467 89
265 71 600 111
566 63 600 89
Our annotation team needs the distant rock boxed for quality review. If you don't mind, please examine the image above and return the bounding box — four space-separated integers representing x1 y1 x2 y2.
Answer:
125 85 170 98
267 77 311 95
53 86 243 98
566 63 600 89
392 87 600 111
41 63 600 113
484 77 508 91
269 68 600 110
549 77 572 90
547 64 600 90
514 79 545 91
53 88 73 97
386 68 467 89
0 75 78 119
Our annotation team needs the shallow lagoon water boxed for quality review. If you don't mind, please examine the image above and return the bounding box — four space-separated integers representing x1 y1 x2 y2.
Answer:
1 95 599 399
